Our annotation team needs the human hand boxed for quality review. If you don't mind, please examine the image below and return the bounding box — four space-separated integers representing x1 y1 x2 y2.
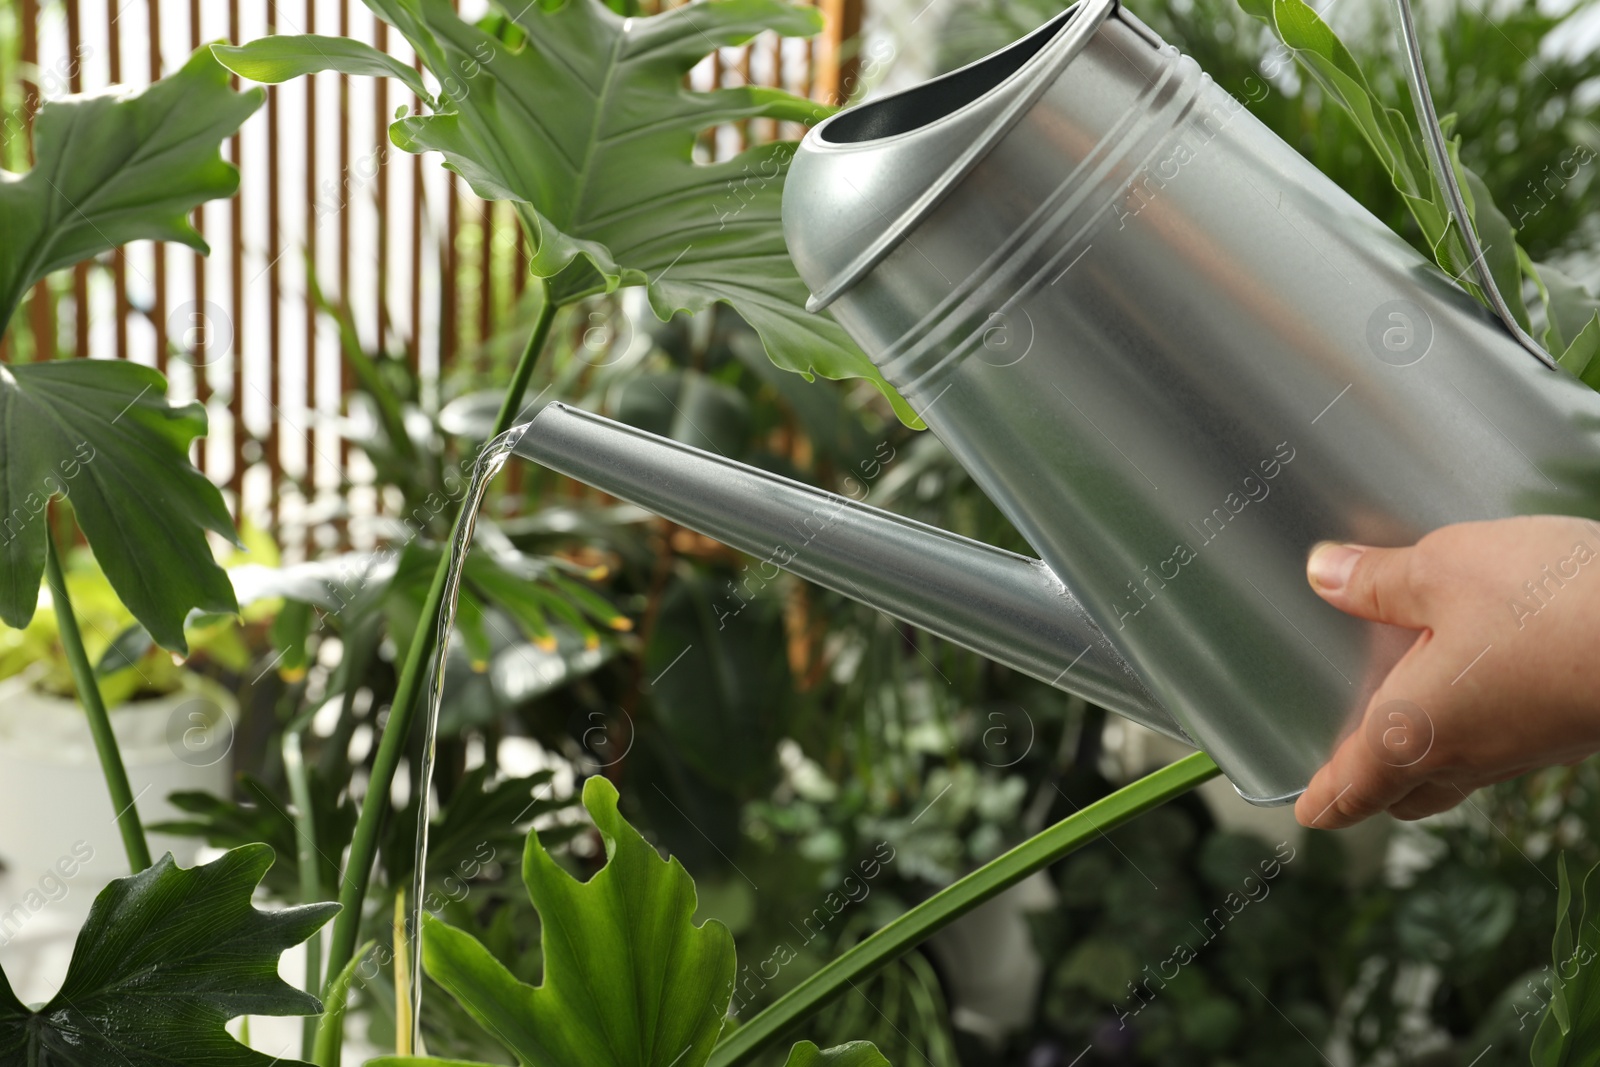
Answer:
1294 515 1600 829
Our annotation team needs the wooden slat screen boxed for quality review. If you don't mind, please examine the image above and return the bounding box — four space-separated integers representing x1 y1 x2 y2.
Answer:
0 0 862 558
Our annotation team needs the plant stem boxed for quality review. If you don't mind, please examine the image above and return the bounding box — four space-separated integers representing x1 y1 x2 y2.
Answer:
283 727 323 1059
491 287 557 433
321 285 559 1003
43 536 153 873
708 751 1221 1067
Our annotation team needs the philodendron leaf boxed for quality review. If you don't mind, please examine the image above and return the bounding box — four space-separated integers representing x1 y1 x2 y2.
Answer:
413 776 733 1067
0 46 263 331
0 359 240 652
366 777 892 1067
214 0 922 426
0 845 338 1067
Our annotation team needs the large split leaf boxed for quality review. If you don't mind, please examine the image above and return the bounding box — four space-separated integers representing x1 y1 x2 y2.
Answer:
0 45 255 650
214 0 921 425
0 845 337 1067
0 47 263 330
0 359 239 652
368 776 891 1067
416 775 734 1067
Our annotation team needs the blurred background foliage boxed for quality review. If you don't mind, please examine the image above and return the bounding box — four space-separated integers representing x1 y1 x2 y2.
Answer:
125 0 1600 1064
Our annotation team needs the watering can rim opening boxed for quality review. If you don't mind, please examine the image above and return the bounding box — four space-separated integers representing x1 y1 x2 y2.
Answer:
815 5 1075 148
793 0 1118 313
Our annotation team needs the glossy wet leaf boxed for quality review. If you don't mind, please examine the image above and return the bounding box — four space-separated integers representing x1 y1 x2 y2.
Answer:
214 0 921 425
0 845 336 1066
0 47 262 330
0 360 240 652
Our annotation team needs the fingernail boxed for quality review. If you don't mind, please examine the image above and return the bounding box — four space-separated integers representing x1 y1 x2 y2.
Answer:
1308 542 1363 593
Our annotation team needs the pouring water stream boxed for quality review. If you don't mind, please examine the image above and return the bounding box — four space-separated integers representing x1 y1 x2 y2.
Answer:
406 424 529 1048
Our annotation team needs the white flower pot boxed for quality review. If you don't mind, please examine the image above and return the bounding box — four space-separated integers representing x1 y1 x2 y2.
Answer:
0 671 236 1000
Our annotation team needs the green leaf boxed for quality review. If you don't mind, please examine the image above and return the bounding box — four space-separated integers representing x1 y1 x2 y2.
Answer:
1562 315 1600 389
1236 0 1513 296
214 0 921 426
0 845 337 1067
311 941 375 1067
0 46 263 331
1541 263 1600 358
1456 147 1530 329
645 570 792 792
1244 0 1444 236
213 35 431 101
397 776 736 1067
0 360 240 652
94 622 155 678
271 598 317 681
1235 0 1600 373
151 771 356 903
381 766 579 891
782 1041 892 1067
616 370 752 459
1531 856 1600 1064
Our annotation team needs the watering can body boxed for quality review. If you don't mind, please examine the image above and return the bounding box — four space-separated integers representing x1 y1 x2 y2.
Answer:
518 0 1600 803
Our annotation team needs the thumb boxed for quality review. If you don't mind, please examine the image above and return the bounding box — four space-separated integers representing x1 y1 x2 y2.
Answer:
1307 541 1431 629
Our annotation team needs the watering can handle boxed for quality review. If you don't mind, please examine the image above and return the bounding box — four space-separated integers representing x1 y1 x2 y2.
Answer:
1388 0 1558 370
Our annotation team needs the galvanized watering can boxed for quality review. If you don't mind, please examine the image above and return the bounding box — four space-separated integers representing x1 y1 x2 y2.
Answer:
514 0 1600 803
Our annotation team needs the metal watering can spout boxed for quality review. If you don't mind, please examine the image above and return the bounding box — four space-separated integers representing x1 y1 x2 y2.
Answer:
513 403 1189 744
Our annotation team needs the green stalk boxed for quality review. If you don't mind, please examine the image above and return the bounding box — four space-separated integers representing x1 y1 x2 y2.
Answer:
283 727 323 1059
708 752 1221 1066
321 286 559 1002
312 942 375 1067
43 536 153 872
